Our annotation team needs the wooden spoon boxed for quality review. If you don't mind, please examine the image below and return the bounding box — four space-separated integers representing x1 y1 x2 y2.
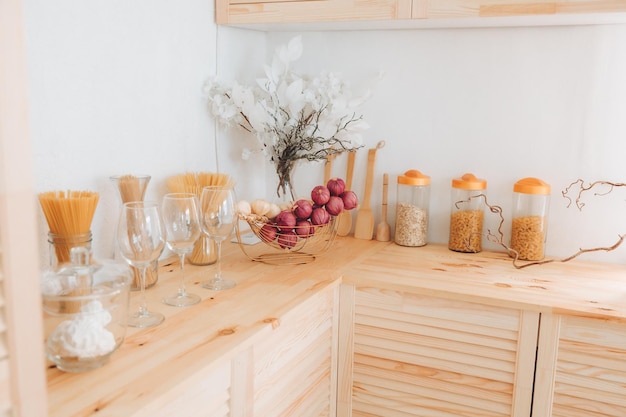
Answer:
376 173 390 242
354 140 385 240
336 151 356 236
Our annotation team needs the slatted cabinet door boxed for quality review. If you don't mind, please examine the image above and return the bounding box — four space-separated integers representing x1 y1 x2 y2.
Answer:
252 286 338 417
339 285 539 417
533 314 626 417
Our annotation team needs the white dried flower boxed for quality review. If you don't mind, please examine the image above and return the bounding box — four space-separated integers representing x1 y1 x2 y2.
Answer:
204 35 377 199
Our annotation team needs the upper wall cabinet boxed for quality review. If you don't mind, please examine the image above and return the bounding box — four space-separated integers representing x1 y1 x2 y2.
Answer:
215 0 412 24
215 0 626 26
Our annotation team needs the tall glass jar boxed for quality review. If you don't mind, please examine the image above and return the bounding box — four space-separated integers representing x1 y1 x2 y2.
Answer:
48 231 93 270
110 174 158 290
448 173 487 253
510 177 551 261
394 170 430 247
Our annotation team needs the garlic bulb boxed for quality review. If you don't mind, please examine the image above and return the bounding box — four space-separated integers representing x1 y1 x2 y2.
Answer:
250 199 271 216
236 200 252 216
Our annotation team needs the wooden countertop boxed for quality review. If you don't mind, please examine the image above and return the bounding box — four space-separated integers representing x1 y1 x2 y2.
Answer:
46 236 626 416
341 242 626 324
45 235 377 417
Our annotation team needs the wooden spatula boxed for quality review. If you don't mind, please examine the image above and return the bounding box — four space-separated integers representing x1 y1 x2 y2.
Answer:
376 173 390 242
354 141 385 240
336 151 356 236
324 153 335 184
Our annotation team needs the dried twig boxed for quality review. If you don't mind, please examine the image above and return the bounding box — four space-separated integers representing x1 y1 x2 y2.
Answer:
562 179 626 210
460 191 625 269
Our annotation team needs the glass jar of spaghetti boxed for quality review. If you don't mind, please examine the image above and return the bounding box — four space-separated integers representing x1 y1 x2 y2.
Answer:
395 170 430 247
510 177 551 261
448 173 487 253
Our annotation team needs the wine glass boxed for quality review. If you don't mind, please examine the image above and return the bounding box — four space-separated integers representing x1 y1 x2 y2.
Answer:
117 201 165 327
161 193 202 306
200 185 237 290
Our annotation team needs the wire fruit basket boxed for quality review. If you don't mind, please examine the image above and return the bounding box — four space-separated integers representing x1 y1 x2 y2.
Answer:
235 214 338 265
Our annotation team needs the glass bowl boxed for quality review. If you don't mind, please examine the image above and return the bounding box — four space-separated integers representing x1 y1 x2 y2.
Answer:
41 260 131 373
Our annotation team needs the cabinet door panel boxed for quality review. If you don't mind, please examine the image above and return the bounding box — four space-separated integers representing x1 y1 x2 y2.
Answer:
422 0 626 18
535 314 626 417
253 289 335 417
350 287 538 417
217 0 411 24
140 360 231 417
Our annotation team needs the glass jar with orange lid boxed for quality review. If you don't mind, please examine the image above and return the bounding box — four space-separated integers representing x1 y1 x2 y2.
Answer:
448 173 487 253
510 177 551 261
395 170 431 247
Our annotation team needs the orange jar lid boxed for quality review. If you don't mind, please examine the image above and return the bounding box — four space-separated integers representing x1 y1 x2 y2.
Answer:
513 177 551 194
451 173 487 190
398 170 430 186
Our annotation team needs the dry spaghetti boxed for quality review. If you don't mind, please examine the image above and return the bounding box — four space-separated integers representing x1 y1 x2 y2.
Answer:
38 190 99 264
166 172 235 265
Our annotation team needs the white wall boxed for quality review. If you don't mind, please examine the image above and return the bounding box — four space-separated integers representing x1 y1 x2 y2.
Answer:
23 1 626 265
220 26 626 263
24 0 224 262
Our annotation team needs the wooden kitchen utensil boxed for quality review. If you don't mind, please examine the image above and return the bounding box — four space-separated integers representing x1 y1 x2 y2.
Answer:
376 173 390 242
354 140 385 240
323 153 335 184
336 150 356 236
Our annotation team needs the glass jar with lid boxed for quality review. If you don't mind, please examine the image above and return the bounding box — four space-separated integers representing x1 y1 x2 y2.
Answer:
395 170 431 247
510 177 551 261
448 173 487 253
41 247 132 373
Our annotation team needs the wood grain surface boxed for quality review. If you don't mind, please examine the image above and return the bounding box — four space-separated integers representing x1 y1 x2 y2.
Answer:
46 238 626 416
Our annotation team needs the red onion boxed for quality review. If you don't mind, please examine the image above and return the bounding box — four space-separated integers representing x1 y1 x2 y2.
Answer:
327 178 346 196
311 185 331 206
277 230 298 249
259 223 278 243
295 219 315 237
325 195 344 216
310 207 331 225
292 199 313 220
340 190 358 210
275 210 296 231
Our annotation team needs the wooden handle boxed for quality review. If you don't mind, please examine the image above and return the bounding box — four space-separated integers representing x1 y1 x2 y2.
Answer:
346 151 356 190
324 154 334 184
361 148 377 210
382 173 388 220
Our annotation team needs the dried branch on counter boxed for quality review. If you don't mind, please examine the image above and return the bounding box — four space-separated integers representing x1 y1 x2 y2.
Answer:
460 192 625 269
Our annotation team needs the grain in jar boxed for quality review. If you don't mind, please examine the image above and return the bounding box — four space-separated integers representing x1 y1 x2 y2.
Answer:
395 170 430 247
510 177 551 261
448 173 487 253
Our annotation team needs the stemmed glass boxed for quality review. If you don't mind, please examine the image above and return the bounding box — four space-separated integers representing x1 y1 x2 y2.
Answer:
117 201 165 328
161 193 202 306
200 185 237 290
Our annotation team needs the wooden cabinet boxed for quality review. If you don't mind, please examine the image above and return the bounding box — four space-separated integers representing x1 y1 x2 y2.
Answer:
251 285 338 417
216 0 626 25
337 244 626 417
215 0 412 25
137 286 338 417
533 314 626 416
415 0 626 19
337 285 539 417
44 247 349 417
337 286 626 417
46 241 626 416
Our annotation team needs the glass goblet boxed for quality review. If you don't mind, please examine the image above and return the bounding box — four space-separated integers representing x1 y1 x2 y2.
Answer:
161 193 202 307
117 201 165 328
200 185 237 291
